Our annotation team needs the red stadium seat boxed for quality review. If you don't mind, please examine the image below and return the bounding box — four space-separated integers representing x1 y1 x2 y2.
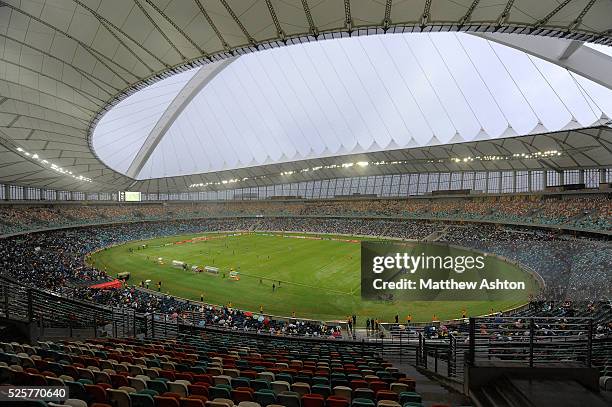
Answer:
302 393 325 407
375 390 397 402
85 384 108 404
163 392 183 400
326 396 350 407
186 395 208 403
369 382 387 393
180 398 205 407
154 396 181 407
350 380 368 390
232 389 254 403
188 385 209 396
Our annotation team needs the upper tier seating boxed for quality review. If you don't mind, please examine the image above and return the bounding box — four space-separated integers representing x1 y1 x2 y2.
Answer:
1 194 610 236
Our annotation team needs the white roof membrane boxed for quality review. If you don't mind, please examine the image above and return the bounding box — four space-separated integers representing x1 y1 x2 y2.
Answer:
91 32 612 180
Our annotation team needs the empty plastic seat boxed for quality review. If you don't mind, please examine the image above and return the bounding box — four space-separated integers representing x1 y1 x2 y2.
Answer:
327 396 350 407
275 373 293 384
155 396 181 407
180 398 206 407
396 379 415 392
250 379 270 391
59 399 86 407
369 382 387 393
112 374 130 388
85 384 108 404
270 381 290 394
333 386 352 402
257 372 274 383
354 388 375 401
168 382 189 397
312 376 328 386
376 400 400 407
160 370 177 381
375 390 397 402
66 380 87 401
224 369 241 378
351 399 375 407
187 395 208 403
131 393 156 407
232 377 250 388
232 389 254 403
162 392 182 400
277 392 300 407
149 380 169 394
94 370 111 384
78 368 95 382
291 382 310 396
294 374 312 385
130 376 148 392
107 388 131 407
398 392 421 405
301 393 325 407
189 384 209 396
209 386 232 400
211 398 234 407
311 384 331 398
350 380 368 391
253 390 277 406
388 383 409 394
214 375 232 386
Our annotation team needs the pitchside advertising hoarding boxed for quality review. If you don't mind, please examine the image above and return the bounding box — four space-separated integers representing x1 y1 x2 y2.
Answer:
361 241 538 301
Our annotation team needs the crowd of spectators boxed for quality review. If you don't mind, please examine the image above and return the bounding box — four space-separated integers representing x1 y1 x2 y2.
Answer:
0 193 610 236
0 216 610 332
440 224 612 302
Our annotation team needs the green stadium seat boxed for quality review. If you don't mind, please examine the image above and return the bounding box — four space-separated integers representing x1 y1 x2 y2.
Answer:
311 384 331 398
254 390 277 406
352 399 376 407
354 388 375 401
277 391 301 407
209 386 232 400
250 379 270 391
398 392 421 405
147 380 168 394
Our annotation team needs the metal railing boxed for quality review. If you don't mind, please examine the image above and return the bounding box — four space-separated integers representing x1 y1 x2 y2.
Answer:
2 275 610 380
467 316 595 368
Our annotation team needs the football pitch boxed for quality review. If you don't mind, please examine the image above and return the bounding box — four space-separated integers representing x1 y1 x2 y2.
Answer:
88 232 538 324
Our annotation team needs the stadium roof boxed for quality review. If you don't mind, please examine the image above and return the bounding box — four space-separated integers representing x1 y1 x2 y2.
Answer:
92 32 612 182
1 0 612 193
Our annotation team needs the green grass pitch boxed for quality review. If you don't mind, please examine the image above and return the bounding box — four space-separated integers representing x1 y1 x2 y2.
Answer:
88 232 537 324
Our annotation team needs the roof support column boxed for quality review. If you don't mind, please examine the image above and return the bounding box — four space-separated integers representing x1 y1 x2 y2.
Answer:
527 170 532 192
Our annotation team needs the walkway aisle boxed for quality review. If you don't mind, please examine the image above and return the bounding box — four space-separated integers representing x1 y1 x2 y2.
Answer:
390 359 471 407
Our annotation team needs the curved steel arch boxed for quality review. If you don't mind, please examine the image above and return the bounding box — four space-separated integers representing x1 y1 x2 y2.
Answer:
125 57 237 179
116 32 612 183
